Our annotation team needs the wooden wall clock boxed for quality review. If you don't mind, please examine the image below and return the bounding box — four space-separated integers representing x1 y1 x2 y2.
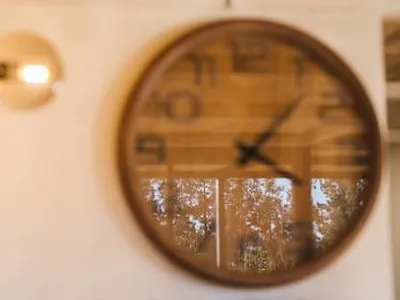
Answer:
117 19 382 287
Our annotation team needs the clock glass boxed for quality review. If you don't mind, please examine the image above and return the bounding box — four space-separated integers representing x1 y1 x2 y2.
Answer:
118 20 381 287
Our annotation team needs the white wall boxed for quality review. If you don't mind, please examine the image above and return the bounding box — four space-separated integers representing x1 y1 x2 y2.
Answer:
390 144 400 300
0 2 394 300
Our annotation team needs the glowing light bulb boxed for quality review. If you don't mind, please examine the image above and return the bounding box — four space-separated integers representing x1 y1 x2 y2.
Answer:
19 64 50 84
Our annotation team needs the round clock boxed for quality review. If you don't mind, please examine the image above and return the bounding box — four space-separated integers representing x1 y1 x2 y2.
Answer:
117 19 382 287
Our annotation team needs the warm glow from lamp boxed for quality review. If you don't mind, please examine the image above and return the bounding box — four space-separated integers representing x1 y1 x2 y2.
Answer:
19 64 50 84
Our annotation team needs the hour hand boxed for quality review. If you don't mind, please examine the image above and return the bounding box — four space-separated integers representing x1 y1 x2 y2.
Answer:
253 152 303 184
236 142 259 165
236 142 302 184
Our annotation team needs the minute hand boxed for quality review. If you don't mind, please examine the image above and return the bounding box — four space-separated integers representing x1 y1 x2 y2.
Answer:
255 94 305 146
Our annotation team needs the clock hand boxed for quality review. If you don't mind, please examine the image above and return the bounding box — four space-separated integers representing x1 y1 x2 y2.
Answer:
236 142 302 184
236 94 305 166
254 93 305 146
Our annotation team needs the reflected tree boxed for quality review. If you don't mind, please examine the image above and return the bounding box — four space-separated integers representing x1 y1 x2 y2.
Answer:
141 179 168 225
224 178 293 272
140 176 367 273
171 179 216 253
313 178 367 251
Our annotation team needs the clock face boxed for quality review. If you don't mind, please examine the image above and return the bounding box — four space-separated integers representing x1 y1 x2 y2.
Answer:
118 20 381 287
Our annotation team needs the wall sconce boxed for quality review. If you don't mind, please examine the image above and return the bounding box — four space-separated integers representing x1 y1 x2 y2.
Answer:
0 32 63 110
